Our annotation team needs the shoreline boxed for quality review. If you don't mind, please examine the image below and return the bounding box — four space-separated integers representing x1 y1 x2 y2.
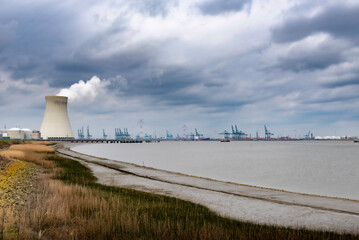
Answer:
57 143 359 234
69 143 358 202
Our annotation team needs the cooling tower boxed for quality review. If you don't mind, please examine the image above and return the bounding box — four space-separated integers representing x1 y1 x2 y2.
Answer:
40 96 74 139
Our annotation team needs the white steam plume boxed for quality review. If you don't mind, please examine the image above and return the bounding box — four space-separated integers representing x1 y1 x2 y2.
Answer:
57 76 108 103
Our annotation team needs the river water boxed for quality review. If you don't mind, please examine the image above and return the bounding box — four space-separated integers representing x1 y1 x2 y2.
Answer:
71 141 359 200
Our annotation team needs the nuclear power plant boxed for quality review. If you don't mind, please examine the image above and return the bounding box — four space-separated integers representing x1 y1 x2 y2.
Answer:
40 96 74 140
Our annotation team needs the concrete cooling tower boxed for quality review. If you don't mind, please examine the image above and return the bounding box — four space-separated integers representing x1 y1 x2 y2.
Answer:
40 96 74 139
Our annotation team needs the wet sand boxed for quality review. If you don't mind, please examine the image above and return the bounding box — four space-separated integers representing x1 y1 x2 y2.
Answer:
57 144 359 234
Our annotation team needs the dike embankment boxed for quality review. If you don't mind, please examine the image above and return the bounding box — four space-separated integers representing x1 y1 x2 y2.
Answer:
57 143 359 234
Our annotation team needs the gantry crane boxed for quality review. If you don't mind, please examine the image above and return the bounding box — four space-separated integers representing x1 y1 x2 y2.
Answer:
264 125 274 139
166 130 173 140
219 130 231 142
78 126 85 139
103 129 108 139
86 126 92 139
231 125 247 140
115 128 130 140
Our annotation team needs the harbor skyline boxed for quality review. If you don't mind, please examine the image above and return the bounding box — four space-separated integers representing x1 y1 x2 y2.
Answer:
1 0 359 137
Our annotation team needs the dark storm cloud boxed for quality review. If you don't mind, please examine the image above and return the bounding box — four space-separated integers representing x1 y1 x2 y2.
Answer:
271 4 359 43
5 86 32 95
323 76 359 88
55 61 98 74
296 108 350 125
2 56 44 81
130 0 178 16
129 68 198 96
115 66 203 106
304 94 359 104
0 21 17 50
2 0 359 136
271 3 359 72
275 44 343 71
0 3 78 55
0 0 177 92
198 0 251 15
106 63 253 110
51 44 158 87
0 1 82 84
0 0 251 113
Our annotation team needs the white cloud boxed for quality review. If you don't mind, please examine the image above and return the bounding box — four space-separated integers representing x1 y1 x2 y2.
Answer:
57 76 109 104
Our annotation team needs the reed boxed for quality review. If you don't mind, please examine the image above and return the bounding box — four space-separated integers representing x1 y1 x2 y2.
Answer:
9 144 54 153
0 141 9 149
30 141 57 146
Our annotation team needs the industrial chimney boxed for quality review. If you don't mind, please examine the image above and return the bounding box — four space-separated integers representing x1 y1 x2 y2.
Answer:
40 96 74 139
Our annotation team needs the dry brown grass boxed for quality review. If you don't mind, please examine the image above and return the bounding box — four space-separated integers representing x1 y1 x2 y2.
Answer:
0 142 9 149
30 141 56 146
0 150 43 162
0 150 55 170
9 144 54 153
16 177 126 239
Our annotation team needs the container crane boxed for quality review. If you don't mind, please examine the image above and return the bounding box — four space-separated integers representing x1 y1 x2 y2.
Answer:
115 128 131 140
219 130 231 142
103 129 108 139
305 131 313 140
86 126 92 139
231 125 247 140
264 125 274 139
194 128 203 140
166 130 173 140
124 128 130 138
78 126 85 139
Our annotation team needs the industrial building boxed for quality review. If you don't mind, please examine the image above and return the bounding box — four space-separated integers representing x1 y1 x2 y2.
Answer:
31 131 41 140
7 128 32 139
0 128 40 140
40 96 74 140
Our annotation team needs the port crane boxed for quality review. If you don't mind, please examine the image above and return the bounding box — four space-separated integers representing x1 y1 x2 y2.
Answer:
195 128 203 138
136 133 150 141
219 130 231 142
188 128 204 140
305 131 313 139
86 126 92 139
166 130 173 140
144 134 151 140
78 126 85 139
264 125 274 139
231 125 247 140
115 128 130 140
103 129 108 139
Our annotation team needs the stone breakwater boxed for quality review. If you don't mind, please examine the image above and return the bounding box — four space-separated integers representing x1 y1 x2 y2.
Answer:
0 159 37 207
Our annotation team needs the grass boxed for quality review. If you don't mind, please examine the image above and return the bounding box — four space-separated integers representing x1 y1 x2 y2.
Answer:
0 140 24 150
9 144 54 153
0 144 358 239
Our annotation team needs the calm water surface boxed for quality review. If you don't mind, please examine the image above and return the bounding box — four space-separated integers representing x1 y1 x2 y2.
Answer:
72 141 359 200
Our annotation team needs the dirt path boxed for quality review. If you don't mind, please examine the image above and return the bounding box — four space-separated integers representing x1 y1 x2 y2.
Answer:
57 144 359 234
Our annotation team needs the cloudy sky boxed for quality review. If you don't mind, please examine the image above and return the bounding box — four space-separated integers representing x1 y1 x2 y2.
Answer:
1 0 359 138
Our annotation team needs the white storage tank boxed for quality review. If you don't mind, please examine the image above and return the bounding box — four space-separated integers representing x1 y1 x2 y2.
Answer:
7 128 23 139
21 128 32 140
